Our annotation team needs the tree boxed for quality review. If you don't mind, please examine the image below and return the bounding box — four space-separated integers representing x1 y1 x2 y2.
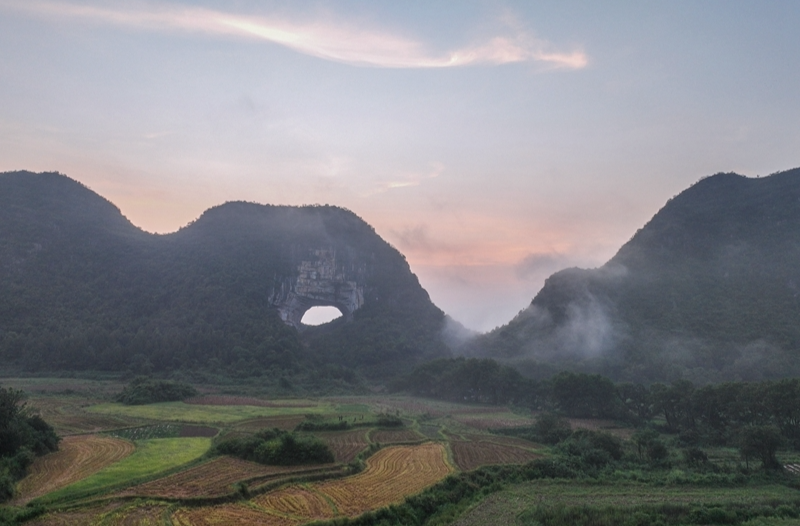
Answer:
739 425 783 470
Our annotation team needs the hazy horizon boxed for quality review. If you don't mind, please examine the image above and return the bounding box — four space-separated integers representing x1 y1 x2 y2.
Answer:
2 1 799 330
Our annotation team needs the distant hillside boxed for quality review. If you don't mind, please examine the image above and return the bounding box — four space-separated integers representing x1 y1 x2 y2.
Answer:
470 168 800 383
0 171 448 382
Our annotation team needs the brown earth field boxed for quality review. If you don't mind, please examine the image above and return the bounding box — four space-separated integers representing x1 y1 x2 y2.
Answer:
317 428 370 463
450 440 542 471
13 434 135 504
172 443 452 526
24 397 136 435
370 428 423 444
115 457 334 499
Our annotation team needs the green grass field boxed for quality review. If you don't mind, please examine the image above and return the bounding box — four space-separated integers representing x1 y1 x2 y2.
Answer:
40 437 211 503
87 401 334 423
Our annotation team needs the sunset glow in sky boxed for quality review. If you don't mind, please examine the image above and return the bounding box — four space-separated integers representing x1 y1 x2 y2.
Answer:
2 1 799 330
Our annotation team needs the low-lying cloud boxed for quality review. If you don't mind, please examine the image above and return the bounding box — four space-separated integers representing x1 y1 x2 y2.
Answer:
6 1 588 69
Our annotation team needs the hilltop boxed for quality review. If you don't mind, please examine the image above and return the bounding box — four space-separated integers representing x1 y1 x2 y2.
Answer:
470 168 800 382
0 171 448 386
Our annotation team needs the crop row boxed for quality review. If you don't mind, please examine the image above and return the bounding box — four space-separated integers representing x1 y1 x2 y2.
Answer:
450 440 541 471
172 443 452 525
13 435 134 505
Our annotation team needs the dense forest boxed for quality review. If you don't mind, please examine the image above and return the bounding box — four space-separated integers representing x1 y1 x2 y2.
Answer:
471 168 800 382
0 171 447 384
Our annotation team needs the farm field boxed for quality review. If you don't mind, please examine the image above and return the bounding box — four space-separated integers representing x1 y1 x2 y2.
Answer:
116 456 335 499
172 443 453 525
3 379 582 525
87 401 333 423
41 437 211 503
12 435 135 504
450 439 541 471
317 428 370 463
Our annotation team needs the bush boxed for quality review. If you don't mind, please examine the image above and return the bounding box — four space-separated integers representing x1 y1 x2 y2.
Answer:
214 428 334 465
116 377 197 405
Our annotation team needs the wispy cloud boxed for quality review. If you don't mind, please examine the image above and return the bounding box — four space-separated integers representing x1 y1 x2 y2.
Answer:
365 162 444 196
5 1 587 69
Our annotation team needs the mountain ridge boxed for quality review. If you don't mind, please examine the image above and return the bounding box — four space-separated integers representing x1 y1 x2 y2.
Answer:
0 171 448 383
470 167 800 382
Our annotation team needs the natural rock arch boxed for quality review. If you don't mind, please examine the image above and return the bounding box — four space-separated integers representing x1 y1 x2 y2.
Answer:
270 248 365 329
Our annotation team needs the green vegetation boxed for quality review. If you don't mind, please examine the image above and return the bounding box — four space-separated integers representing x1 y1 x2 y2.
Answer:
214 428 334 465
108 424 182 440
88 400 331 423
116 377 197 405
41 437 210 503
0 386 58 502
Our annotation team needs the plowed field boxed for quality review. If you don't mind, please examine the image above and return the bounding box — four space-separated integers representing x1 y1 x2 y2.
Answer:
370 428 422 444
13 435 135 504
317 429 369 463
314 442 452 516
117 457 331 498
450 440 541 471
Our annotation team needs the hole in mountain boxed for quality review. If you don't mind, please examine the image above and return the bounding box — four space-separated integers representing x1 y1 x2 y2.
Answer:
301 306 343 326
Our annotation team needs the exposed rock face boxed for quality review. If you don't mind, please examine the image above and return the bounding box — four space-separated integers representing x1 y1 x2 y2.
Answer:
271 248 365 328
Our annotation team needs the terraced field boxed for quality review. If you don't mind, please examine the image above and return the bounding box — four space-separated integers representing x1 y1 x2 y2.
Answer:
450 439 541 471
172 443 453 525
317 428 369 463
117 457 334 499
256 486 335 521
41 437 211 503
370 428 423 444
13 435 135 504
313 442 452 516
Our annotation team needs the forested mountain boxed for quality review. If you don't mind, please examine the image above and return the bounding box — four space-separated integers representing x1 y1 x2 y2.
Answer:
0 171 447 381
470 168 800 383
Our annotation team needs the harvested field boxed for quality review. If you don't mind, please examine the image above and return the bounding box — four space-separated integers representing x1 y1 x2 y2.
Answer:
117 457 331 499
256 486 335 520
314 442 452 516
370 428 423 444
464 433 540 449
173 503 301 526
186 395 316 408
25 501 125 525
43 437 211 502
13 435 135 504
25 397 135 435
453 413 535 430
233 416 307 432
105 503 170 525
450 440 541 471
317 429 369 463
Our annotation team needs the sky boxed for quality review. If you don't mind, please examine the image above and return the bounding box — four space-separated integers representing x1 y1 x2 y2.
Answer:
2 1 800 331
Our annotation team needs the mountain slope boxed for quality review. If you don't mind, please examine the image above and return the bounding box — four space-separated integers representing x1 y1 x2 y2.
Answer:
0 171 447 380
472 168 800 382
